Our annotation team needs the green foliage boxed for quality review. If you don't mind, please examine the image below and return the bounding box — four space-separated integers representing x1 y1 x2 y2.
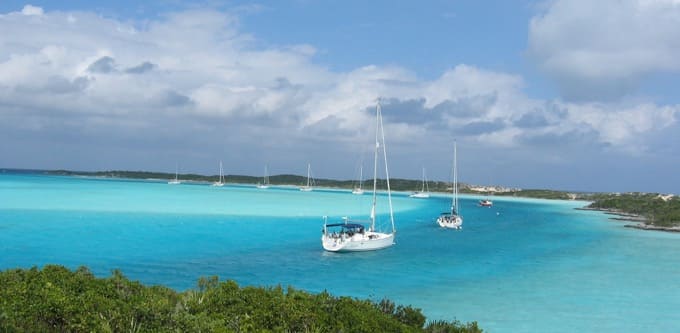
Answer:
587 193 680 227
45 170 463 192
0 265 482 332
425 320 483 333
491 189 576 200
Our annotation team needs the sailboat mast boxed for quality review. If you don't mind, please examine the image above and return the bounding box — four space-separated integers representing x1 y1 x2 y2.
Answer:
359 165 363 190
371 104 380 231
378 103 395 233
453 141 459 215
264 165 269 184
307 163 311 187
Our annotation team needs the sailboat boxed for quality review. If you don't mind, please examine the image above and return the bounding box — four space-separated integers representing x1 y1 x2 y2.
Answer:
212 161 225 187
321 101 396 252
168 164 181 185
352 165 364 195
478 198 493 207
257 165 270 189
437 142 463 229
409 167 430 198
299 163 314 192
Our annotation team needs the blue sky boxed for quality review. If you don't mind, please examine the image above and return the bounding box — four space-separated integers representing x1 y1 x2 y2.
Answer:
1 1 679 193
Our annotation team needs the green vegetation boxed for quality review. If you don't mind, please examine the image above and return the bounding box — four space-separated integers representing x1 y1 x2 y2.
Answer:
587 193 680 227
41 169 583 199
46 169 458 193
0 265 482 332
491 189 579 200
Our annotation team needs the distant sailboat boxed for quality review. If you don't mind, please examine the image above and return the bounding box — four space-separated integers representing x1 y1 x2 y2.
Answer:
321 101 396 252
168 164 181 185
212 161 225 187
299 163 314 192
352 165 364 195
478 176 493 207
437 142 463 229
409 167 430 198
479 199 493 207
257 165 270 189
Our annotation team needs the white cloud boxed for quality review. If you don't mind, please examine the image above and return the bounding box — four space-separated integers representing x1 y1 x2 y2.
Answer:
21 5 44 16
424 64 524 108
528 0 680 100
0 5 678 190
562 102 680 153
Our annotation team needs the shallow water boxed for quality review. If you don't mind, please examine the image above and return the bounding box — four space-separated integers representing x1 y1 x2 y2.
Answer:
1 172 679 332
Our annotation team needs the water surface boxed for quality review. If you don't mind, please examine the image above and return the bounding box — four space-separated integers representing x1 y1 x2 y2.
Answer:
1 173 679 332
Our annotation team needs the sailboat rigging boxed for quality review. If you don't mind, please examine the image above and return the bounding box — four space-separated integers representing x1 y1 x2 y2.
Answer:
212 161 225 187
437 142 463 229
321 101 396 252
299 163 314 191
409 167 430 198
257 165 270 189
352 165 364 195
168 164 181 185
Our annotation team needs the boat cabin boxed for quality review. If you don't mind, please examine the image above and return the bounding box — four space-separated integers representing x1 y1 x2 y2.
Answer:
323 223 366 238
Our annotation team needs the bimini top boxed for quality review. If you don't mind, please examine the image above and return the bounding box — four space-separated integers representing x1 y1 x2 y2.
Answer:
325 223 365 231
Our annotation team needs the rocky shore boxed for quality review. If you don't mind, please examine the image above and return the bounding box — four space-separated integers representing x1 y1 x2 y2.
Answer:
577 206 680 233
624 224 680 233
575 207 647 223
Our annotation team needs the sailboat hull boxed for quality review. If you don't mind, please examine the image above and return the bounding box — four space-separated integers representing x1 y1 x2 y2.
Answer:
478 200 493 207
322 232 394 252
437 215 463 229
320 102 395 253
258 166 270 189
409 192 429 198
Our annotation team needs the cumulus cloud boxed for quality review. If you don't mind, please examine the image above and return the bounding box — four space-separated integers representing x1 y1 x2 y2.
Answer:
21 5 43 16
87 56 117 73
125 62 156 74
528 0 680 101
0 5 678 191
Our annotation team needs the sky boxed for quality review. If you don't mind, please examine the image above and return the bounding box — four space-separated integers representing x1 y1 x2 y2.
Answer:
1 0 679 193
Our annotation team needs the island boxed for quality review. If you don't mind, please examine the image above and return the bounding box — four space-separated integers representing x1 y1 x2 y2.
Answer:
581 192 680 232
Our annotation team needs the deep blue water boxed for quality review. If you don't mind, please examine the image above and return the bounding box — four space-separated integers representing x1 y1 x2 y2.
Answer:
1 172 679 332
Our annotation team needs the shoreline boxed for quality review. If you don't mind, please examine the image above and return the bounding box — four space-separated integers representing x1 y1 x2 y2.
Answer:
574 207 647 222
63 173 590 204
575 207 647 222
5 169 678 229
624 224 680 233
4 168 592 200
576 207 680 233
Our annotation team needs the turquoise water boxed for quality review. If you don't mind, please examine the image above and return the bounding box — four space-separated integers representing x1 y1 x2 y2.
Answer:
1 172 679 332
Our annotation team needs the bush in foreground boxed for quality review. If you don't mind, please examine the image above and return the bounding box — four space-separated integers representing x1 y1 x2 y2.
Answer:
0 265 481 332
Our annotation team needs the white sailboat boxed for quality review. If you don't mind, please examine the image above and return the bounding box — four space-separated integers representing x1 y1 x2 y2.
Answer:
478 198 493 207
212 161 225 187
257 165 270 189
437 142 463 229
409 167 430 198
299 163 314 192
322 102 396 252
168 164 181 185
352 165 364 195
